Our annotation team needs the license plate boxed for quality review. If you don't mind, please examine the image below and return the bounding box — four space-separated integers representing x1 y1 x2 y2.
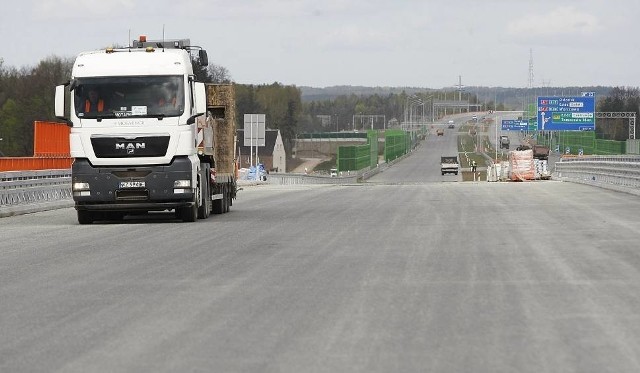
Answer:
119 181 145 188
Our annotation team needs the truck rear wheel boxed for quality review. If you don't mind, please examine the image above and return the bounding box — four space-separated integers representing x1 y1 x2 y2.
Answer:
222 184 229 213
212 184 224 214
226 185 232 211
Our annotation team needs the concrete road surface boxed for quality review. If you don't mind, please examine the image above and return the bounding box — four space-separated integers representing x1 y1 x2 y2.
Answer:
2 153 640 372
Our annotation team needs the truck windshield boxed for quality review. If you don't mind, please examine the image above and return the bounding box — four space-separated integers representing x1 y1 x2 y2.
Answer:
73 76 184 119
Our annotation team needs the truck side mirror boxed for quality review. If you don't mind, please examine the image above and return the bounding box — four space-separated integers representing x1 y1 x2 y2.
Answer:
55 85 71 125
194 82 206 115
199 50 208 67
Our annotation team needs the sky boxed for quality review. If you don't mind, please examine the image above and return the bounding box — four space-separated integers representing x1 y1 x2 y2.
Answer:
1 0 638 89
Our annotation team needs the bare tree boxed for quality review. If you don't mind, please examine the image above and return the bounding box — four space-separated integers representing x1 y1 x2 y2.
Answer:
207 64 232 83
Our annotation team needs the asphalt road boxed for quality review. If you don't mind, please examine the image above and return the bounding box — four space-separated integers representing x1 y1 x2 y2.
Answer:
2 142 640 372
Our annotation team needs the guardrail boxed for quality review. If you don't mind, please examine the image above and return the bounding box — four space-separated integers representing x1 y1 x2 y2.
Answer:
0 169 73 217
0 165 382 216
266 165 384 185
554 155 640 195
266 154 403 186
266 173 358 185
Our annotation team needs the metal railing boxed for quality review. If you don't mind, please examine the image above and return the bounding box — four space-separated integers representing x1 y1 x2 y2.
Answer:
1 169 72 204
10 152 638 215
266 173 358 185
554 155 640 194
0 169 73 217
266 153 403 186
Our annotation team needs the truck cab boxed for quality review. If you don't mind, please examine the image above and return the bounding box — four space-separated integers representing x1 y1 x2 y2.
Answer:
55 36 213 224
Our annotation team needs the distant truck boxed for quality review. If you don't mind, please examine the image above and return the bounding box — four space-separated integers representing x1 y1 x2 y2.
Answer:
500 135 510 149
441 156 460 176
516 144 550 160
532 144 550 160
55 36 237 224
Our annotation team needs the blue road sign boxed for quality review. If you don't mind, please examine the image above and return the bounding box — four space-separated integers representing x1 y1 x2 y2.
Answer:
537 96 595 131
501 119 528 131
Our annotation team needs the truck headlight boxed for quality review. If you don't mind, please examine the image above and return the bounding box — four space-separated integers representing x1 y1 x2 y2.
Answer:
72 182 91 196
73 182 90 191
174 179 191 194
174 180 191 188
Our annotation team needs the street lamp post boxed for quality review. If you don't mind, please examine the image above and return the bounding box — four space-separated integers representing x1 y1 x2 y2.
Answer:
407 95 425 130
495 115 499 161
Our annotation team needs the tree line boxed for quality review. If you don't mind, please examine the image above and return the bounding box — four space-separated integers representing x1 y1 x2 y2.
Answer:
0 56 72 156
596 87 640 140
0 55 637 157
0 55 304 157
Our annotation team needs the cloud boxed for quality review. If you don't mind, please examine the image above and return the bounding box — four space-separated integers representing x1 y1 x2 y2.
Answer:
317 25 400 51
506 6 600 39
33 0 135 19
181 0 366 20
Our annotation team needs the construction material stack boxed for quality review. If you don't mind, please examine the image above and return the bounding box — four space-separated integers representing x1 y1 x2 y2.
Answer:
509 149 535 181
204 84 237 214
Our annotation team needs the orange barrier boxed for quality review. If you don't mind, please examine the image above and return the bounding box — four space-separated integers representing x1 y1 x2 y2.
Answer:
33 121 70 157
0 157 72 171
0 121 72 171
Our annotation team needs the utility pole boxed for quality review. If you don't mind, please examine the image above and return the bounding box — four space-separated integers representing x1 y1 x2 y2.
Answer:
456 76 465 114
528 49 534 121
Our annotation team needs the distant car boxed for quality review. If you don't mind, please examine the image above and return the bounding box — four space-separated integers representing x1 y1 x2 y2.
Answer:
472 115 478 121
436 129 444 136
448 123 455 129
330 168 338 177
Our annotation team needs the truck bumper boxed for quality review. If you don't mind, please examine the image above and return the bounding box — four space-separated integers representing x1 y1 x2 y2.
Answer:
72 157 195 212
441 168 459 175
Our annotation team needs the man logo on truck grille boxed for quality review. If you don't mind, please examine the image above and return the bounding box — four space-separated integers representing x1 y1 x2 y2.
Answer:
116 142 146 154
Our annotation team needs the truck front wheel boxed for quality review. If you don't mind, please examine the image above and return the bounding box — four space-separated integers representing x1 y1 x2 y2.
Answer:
178 185 199 222
178 202 198 222
77 210 95 225
198 165 211 219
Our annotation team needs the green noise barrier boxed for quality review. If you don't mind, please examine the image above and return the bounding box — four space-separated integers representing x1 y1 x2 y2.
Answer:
539 131 626 155
384 130 408 163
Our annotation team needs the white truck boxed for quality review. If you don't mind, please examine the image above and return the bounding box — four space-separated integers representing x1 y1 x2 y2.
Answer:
441 156 460 175
55 36 237 224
